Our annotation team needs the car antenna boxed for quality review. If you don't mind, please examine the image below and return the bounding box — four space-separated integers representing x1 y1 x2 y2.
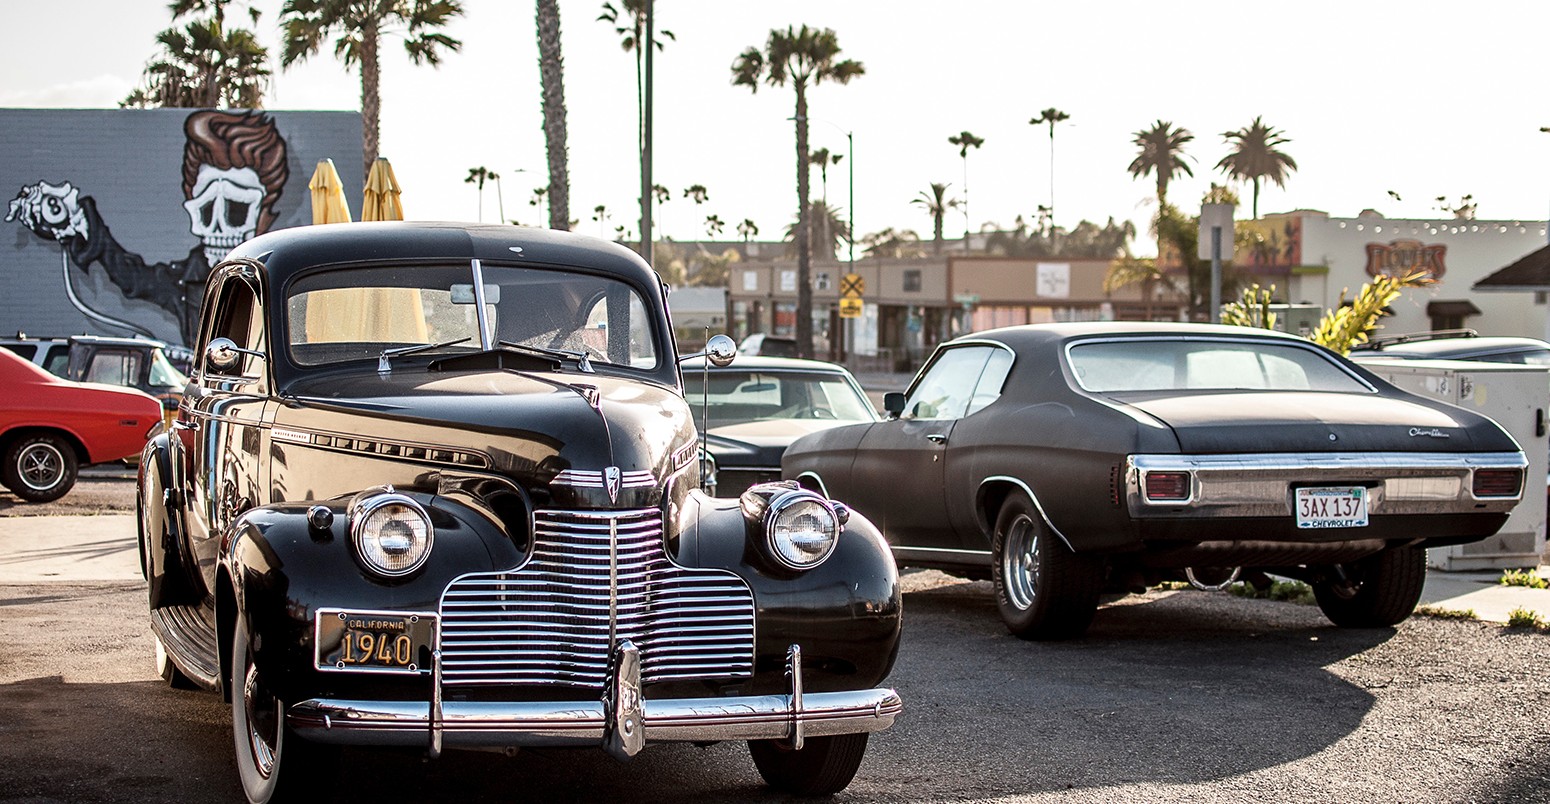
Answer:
701 326 711 484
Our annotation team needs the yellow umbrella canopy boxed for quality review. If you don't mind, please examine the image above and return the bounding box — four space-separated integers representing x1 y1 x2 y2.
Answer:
361 157 404 222
308 158 352 224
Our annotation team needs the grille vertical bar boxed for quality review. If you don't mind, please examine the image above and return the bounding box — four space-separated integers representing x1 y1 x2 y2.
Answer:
439 507 756 688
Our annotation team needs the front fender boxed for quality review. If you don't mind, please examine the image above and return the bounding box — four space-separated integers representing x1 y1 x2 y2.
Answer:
139 431 199 608
224 492 524 702
673 491 902 692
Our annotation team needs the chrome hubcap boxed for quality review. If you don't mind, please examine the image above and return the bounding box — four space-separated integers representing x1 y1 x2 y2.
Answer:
1001 515 1040 611
17 443 64 491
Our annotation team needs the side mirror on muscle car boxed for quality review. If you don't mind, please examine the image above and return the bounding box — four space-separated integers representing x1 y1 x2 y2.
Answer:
883 392 906 418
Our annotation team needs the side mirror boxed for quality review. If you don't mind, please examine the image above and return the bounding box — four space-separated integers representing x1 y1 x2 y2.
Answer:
205 337 265 373
705 334 736 367
883 392 907 418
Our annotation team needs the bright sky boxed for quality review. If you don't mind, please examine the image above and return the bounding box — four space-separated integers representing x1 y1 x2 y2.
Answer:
4 0 1549 254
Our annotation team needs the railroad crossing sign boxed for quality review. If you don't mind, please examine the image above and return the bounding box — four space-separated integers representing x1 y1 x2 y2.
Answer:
838 297 864 319
840 273 865 299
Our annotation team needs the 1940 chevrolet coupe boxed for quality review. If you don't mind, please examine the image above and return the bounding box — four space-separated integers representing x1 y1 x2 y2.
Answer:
138 222 902 802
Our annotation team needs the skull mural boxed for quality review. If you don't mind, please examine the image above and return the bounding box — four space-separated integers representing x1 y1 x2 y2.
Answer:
184 166 266 264
5 110 290 346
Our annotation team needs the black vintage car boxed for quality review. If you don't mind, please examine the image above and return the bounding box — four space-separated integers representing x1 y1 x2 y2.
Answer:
138 222 902 802
782 323 1527 640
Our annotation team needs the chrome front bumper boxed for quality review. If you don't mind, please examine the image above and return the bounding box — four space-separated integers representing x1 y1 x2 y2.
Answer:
1126 451 1525 519
288 642 902 757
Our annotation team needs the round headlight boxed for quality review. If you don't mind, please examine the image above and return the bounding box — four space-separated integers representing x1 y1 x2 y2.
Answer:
351 493 433 577
766 491 839 570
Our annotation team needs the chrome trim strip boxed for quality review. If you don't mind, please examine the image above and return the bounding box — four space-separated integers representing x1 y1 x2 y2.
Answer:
786 644 805 750
794 472 829 499
288 688 902 747
979 475 1076 551
552 469 656 489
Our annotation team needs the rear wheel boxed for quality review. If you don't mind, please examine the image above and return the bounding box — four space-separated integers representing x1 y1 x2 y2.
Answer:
748 733 869 796
232 618 337 803
991 492 1103 640
2 433 78 502
1313 545 1427 628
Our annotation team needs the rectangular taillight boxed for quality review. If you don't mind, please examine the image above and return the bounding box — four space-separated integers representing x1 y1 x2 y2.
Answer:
1472 468 1523 498
1144 471 1191 502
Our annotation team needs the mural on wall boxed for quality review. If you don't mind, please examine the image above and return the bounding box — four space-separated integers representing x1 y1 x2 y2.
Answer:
5 110 289 345
1364 239 1447 281
1238 216 1302 270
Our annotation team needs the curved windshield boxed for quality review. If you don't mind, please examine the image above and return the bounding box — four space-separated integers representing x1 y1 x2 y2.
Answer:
284 263 659 370
686 370 877 429
1067 338 1371 393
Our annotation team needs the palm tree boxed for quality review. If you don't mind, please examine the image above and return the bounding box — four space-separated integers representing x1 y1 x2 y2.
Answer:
705 214 725 238
598 1 674 254
1029 107 1070 222
860 227 924 260
529 185 547 223
1216 116 1298 219
280 0 466 179
535 0 570 229
1127 121 1194 208
810 147 843 206
732 25 864 358
683 184 709 205
123 0 271 109
948 131 984 248
651 182 669 237
592 204 611 238
465 166 494 221
911 182 958 255
783 201 849 260
736 218 759 244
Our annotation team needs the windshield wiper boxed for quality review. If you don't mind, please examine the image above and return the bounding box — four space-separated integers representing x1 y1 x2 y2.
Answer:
498 340 595 373
378 337 471 373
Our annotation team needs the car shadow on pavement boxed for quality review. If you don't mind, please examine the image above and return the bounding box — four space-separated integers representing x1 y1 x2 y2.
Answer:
885 576 1393 799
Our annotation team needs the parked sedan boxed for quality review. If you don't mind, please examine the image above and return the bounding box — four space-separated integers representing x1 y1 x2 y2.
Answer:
1354 331 1550 365
682 355 878 497
0 348 161 501
784 322 1527 639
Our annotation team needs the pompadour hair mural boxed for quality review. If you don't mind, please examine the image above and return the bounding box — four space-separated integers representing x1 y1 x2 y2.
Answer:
1 108 361 347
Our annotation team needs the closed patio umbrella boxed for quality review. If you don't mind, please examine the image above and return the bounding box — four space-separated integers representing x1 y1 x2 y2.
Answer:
308 158 352 224
361 157 404 222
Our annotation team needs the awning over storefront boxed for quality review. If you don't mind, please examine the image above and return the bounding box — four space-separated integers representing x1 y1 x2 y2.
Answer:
1425 300 1481 317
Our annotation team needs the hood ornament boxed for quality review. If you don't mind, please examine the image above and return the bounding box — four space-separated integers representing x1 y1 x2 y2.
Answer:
605 466 622 504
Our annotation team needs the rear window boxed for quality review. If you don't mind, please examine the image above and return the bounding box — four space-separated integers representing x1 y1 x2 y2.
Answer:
1067 338 1370 393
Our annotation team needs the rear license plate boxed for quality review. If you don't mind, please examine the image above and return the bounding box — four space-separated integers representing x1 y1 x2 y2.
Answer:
316 609 436 674
1294 487 1369 529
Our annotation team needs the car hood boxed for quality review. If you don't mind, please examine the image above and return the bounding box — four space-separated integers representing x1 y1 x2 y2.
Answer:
1108 390 1514 453
279 366 697 497
703 419 857 466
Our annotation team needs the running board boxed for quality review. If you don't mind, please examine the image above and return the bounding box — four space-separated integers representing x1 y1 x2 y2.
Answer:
150 604 221 688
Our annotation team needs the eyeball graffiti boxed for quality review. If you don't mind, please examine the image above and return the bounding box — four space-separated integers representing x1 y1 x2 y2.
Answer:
184 166 265 265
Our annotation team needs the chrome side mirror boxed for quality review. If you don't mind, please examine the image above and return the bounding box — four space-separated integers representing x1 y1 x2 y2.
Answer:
205 337 265 373
705 334 736 367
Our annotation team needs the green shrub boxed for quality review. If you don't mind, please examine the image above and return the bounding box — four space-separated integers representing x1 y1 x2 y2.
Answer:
1228 580 1314 605
1505 608 1546 630
1414 605 1476 621
1498 569 1549 590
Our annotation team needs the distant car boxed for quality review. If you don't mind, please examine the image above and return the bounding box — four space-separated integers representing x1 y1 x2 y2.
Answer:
737 332 799 357
0 348 161 501
683 356 878 497
1353 331 1550 365
0 334 189 411
784 322 1528 639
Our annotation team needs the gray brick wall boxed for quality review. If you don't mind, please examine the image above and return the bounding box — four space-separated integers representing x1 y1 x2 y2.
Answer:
0 108 362 345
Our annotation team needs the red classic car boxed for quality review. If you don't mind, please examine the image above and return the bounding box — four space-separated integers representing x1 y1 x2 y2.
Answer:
0 348 162 501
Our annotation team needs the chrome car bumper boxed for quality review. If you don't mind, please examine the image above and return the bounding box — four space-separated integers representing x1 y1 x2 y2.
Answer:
1126 451 1525 519
288 642 902 757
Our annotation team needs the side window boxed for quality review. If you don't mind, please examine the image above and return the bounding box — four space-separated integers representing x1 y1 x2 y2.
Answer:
905 346 991 421
965 348 1013 416
85 349 142 387
203 279 265 380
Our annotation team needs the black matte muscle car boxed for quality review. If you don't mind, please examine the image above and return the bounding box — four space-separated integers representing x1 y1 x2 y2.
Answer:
138 222 901 802
782 322 1527 640
683 355 878 498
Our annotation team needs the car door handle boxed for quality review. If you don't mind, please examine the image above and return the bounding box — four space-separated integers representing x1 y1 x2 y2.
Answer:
926 433 948 444
173 419 199 431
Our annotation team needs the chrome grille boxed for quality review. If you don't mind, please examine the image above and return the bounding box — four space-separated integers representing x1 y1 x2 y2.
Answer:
439 507 756 688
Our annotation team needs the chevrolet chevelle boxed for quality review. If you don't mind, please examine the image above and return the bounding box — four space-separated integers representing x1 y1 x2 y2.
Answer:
783 323 1526 640
138 222 902 802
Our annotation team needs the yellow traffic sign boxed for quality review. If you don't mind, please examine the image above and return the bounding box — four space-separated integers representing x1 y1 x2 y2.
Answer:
840 273 865 299
839 297 864 319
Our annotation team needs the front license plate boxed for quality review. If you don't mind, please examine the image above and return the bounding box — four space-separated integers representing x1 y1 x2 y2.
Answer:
315 609 436 674
1295 486 1369 529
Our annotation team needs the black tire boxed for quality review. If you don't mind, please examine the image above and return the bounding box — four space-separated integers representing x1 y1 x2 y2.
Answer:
991 492 1103 640
749 733 869 796
232 618 338 803
2 432 78 502
1313 545 1427 628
